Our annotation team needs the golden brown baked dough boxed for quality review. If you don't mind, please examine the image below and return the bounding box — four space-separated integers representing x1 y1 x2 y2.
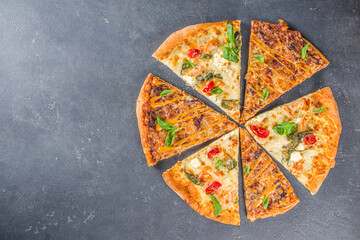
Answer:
163 128 240 225
153 21 241 122
245 87 341 194
137 74 237 166
240 128 299 222
241 19 329 122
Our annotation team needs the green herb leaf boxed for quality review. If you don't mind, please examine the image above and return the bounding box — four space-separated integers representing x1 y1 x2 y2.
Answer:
234 31 241 49
221 99 239 110
225 159 237 170
315 107 326 114
157 115 175 132
213 73 223 79
223 46 239 63
184 60 195 68
302 43 310 59
208 195 221 217
226 21 234 44
165 130 176 147
199 53 213 59
253 54 264 62
262 89 269 101
244 164 250 177
184 166 202 185
160 90 173 97
216 159 223 171
231 47 239 56
283 131 313 162
263 196 269 210
196 71 214 81
273 122 297 135
210 87 223 95
180 60 195 74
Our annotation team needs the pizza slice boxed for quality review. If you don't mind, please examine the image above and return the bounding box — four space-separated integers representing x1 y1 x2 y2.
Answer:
163 128 240 225
241 19 330 122
153 21 241 122
245 87 341 194
240 128 299 222
137 74 238 166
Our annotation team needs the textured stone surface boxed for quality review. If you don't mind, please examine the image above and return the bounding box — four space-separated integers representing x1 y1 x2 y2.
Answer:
0 0 359 239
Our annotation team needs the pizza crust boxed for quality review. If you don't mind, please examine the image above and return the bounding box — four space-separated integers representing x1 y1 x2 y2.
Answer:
136 73 155 166
153 21 240 60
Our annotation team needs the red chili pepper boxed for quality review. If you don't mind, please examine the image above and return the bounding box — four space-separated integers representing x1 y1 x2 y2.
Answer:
207 147 220 158
203 81 215 93
205 181 222 194
304 134 316 145
186 48 200 58
251 125 270 138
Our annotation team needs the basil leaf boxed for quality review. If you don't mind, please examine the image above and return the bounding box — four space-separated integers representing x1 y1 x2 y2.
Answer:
208 195 221 217
302 43 310 59
231 47 239 56
160 90 173 97
262 89 269 101
184 60 195 68
199 53 213 59
216 159 222 171
157 115 175 132
221 99 239 110
165 130 176 147
315 107 326 113
263 196 269 210
273 122 297 135
226 20 234 44
184 167 201 185
213 73 223 79
223 46 239 63
210 87 223 95
244 164 250 177
253 54 264 62
225 159 237 170
196 71 214 81
283 131 313 162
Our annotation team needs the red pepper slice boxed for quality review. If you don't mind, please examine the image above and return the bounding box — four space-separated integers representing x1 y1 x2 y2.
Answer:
207 147 220 158
203 81 215 93
205 181 222 194
304 134 316 145
186 48 200 58
251 125 270 138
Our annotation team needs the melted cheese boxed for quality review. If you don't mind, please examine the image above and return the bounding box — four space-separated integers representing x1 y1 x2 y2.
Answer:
181 128 239 215
156 22 241 120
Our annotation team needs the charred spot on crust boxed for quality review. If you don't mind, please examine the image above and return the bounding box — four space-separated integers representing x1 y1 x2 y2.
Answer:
148 109 157 129
193 114 204 130
253 149 263 159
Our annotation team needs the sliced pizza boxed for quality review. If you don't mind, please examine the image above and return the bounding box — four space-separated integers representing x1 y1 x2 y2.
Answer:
241 19 329 122
245 87 341 194
137 74 238 166
153 21 241 122
163 128 240 225
240 128 299 222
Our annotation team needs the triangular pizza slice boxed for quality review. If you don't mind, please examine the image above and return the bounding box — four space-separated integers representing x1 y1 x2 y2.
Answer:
153 21 241 122
240 128 299 222
245 87 341 194
137 74 238 166
241 19 329 122
163 128 240 225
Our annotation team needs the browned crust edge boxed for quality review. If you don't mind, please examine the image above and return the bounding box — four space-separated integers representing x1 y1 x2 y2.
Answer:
240 128 300 221
136 73 156 166
307 87 342 194
153 20 241 59
162 165 240 226
240 19 330 123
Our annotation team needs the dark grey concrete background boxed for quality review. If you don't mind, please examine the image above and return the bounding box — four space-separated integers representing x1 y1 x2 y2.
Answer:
0 0 359 239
